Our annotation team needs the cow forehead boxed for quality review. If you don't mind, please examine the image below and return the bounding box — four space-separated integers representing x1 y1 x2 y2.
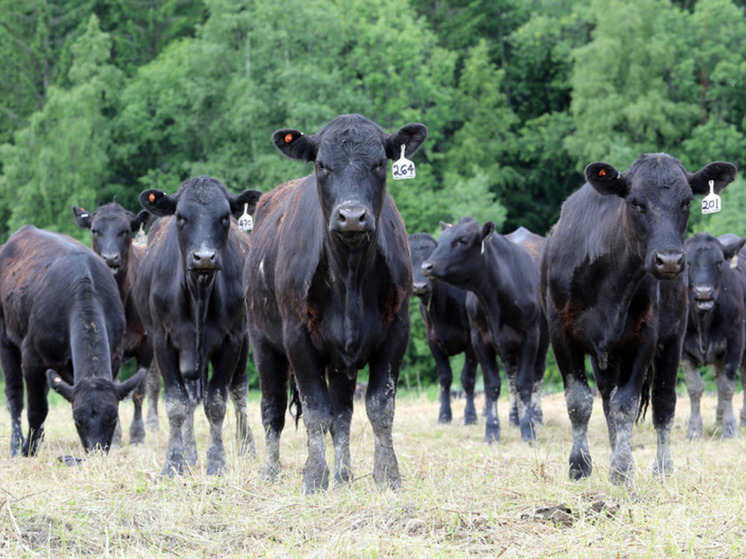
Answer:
628 155 690 194
177 190 230 214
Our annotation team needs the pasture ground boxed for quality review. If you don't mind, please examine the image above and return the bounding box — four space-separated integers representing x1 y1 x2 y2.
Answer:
0 390 744 558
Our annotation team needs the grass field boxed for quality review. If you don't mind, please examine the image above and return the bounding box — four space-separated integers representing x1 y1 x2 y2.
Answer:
0 389 744 558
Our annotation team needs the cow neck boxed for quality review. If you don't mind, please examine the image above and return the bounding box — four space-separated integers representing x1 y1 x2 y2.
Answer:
184 270 216 381
470 235 522 314
324 232 377 369
69 282 114 382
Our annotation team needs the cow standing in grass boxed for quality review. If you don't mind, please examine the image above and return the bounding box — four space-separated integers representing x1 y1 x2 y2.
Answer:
73 202 160 443
0 226 144 455
421 218 548 444
245 114 427 493
681 232 746 439
541 154 736 484
409 232 479 425
135 176 261 476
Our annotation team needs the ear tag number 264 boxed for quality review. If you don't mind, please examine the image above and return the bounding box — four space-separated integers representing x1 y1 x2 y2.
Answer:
701 180 721 215
392 144 416 180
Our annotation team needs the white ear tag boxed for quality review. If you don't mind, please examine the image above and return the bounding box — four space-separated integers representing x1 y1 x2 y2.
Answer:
701 180 721 214
238 203 253 231
481 240 485 255
392 144 416 180
134 223 145 245
730 254 739 269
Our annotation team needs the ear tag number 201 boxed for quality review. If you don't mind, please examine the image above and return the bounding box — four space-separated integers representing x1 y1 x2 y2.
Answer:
392 144 416 180
701 180 721 215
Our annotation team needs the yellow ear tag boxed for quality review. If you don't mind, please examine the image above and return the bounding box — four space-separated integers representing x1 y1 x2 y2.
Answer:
238 203 253 232
701 180 721 214
392 144 416 180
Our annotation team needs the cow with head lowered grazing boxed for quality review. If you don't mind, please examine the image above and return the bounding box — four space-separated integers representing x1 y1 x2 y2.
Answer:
245 114 427 493
135 176 262 476
72 201 160 443
0 226 143 456
541 153 737 485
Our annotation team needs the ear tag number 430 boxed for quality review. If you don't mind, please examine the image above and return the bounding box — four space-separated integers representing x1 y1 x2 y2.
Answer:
238 203 253 231
392 144 416 180
701 180 721 215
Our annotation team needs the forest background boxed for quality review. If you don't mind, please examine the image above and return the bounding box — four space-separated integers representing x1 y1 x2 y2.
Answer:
1 0 746 388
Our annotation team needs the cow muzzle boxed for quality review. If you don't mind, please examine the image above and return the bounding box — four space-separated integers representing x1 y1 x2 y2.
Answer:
692 285 715 311
100 252 122 275
330 204 374 244
651 250 685 278
188 248 219 273
412 281 429 297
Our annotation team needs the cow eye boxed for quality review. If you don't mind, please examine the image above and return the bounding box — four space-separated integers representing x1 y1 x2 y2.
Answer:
681 198 692 211
374 160 387 173
176 213 186 226
629 200 646 214
316 161 330 176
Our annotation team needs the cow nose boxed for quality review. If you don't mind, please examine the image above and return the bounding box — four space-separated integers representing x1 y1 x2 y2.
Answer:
101 252 120 267
413 281 428 296
421 260 434 277
653 250 684 276
190 249 218 270
693 285 714 300
335 206 367 233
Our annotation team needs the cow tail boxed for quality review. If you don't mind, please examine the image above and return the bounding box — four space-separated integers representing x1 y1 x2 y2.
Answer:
288 372 302 429
637 367 651 423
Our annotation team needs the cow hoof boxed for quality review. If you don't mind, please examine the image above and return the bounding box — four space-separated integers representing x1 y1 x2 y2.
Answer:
722 422 737 439
483 428 500 444
161 460 184 477
437 412 452 424
569 454 592 480
130 424 146 445
653 457 673 478
464 413 478 426
686 427 703 441
262 463 280 482
207 462 227 476
520 420 537 444
302 470 330 494
334 467 352 485
146 417 160 432
609 464 634 486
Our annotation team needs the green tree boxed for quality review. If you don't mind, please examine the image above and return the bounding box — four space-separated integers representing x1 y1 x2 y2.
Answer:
0 15 122 240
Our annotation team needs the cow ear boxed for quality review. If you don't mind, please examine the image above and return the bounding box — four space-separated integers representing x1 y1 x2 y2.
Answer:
481 221 495 244
689 161 737 195
585 162 629 197
719 235 746 261
385 123 428 160
130 210 150 233
139 189 177 217
72 206 93 229
47 370 74 403
116 369 146 401
439 221 452 231
272 129 317 162
229 190 263 219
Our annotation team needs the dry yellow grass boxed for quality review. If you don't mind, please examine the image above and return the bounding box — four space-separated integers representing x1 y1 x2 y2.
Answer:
0 389 744 558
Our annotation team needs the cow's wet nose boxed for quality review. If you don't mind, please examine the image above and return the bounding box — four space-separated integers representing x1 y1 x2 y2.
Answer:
421 260 434 277
413 281 428 296
335 206 367 233
653 250 685 276
693 285 714 300
190 249 218 270
101 252 120 268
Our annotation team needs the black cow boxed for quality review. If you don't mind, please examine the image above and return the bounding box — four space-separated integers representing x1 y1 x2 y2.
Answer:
0 226 143 455
541 153 736 484
421 218 548 443
73 202 160 443
135 176 261 476
245 114 427 493
681 232 746 439
409 232 479 425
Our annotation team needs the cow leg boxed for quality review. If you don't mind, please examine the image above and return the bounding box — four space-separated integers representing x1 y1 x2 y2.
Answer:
22 364 48 457
532 323 549 426
254 336 289 481
471 329 500 443
714 365 737 438
552 335 593 480
329 372 356 485
429 341 453 424
129 367 147 445
181 380 200 466
158 341 193 476
229 336 255 457
651 338 679 479
204 381 229 475
461 346 479 425
507 376 519 427
0 338 25 456
515 326 543 443
145 362 161 431
680 357 704 440
606 379 639 485
741 364 746 427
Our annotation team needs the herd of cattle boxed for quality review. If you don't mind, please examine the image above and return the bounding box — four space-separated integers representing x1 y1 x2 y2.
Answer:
0 113 742 493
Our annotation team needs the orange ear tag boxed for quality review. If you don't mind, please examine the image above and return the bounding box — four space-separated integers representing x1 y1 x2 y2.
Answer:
149 193 156 202
284 133 294 144
598 169 606 177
